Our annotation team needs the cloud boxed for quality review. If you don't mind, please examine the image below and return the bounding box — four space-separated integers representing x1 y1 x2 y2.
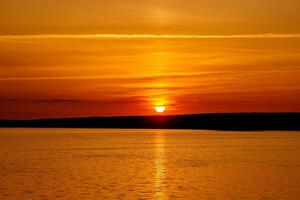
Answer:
0 97 148 104
35 99 85 103
1 33 300 40
0 72 238 81
0 98 85 103
0 98 19 102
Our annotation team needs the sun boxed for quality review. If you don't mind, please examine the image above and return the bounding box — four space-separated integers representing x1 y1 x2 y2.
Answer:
155 106 166 113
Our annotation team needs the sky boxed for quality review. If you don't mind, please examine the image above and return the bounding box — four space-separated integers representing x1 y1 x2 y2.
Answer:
0 0 300 119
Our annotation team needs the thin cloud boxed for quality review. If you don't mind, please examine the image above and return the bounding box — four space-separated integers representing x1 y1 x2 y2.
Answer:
0 72 239 81
1 33 300 40
0 70 294 81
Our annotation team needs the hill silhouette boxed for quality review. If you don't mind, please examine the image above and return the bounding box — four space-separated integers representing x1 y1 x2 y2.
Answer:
0 113 300 131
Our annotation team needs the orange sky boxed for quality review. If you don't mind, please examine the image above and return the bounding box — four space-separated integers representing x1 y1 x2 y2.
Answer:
0 0 300 119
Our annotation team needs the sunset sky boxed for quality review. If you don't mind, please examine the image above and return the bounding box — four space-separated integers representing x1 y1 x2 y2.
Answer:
1 0 300 119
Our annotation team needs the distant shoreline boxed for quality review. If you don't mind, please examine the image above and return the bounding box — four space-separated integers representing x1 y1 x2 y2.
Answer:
0 113 300 131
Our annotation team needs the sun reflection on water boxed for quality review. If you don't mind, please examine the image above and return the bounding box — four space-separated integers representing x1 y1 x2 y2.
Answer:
154 131 167 200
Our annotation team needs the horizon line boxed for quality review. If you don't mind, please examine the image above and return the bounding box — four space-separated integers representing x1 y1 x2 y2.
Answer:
1 112 299 121
1 33 300 40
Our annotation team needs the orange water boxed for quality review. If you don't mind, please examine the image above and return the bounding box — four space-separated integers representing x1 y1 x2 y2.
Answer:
0 128 299 199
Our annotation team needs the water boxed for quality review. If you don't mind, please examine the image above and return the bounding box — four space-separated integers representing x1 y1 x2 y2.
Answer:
0 128 299 200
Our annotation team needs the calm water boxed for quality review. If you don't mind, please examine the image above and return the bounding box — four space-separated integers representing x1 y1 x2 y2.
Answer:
0 129 299 200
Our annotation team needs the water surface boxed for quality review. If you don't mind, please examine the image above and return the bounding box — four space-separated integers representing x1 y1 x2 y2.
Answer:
0 128 299 199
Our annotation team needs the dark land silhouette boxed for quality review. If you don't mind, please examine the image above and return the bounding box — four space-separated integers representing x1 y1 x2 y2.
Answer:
1 113 300 131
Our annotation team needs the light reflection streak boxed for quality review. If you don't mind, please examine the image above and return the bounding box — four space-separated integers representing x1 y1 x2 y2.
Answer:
154 131 167 200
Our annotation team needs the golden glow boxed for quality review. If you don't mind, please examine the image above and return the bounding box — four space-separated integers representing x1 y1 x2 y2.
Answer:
155 106 166 113
154 131 166 199
0 0 300 118
1 38 300 119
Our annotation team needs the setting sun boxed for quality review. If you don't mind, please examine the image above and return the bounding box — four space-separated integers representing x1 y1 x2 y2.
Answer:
155 106 166 113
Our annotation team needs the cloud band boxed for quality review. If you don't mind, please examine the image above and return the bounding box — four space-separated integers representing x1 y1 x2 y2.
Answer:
1 33 300 40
